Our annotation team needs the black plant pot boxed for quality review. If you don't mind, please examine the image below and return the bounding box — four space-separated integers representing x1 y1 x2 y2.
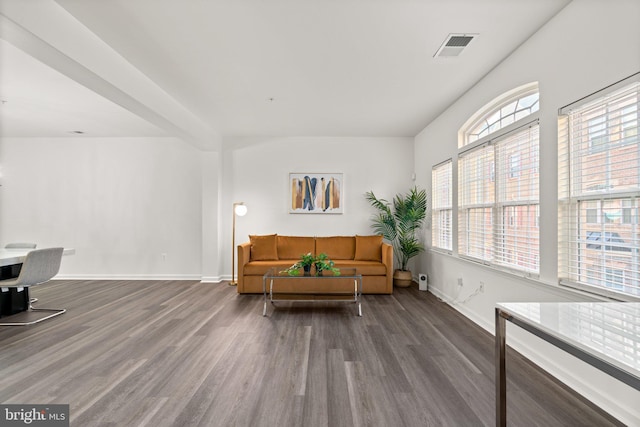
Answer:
303 265 311 276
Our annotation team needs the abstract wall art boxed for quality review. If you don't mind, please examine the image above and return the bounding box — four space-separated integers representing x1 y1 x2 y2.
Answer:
289 173 343 214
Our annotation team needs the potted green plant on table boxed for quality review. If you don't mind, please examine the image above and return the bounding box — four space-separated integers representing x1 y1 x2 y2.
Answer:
281 252 340 276
365 186 428 287
313 252 340 276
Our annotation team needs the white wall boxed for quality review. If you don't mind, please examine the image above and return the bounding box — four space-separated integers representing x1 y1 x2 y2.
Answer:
201 150 223 282
0 136 204 279
221 136 415 279
414 0 640 424
0 134 414 282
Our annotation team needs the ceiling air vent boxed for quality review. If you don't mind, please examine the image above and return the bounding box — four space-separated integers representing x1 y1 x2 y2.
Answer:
434 34 477 58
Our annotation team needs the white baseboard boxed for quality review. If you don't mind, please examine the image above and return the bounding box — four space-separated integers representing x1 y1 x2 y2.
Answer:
429 286 492 331
54 274 204 281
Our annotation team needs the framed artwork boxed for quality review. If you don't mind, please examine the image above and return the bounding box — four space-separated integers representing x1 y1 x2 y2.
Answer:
289 173 343 214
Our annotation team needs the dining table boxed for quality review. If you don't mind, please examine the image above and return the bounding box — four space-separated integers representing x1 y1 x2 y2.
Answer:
0 247 75 267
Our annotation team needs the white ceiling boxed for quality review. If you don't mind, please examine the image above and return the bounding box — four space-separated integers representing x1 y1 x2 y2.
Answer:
0 39 166 137
0 0 572 147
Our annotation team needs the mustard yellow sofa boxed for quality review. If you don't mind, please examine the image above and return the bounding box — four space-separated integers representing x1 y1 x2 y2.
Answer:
237 234 393 294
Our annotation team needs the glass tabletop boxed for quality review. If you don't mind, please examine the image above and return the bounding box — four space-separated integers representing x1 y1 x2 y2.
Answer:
497 302 640 379
263 267 360 279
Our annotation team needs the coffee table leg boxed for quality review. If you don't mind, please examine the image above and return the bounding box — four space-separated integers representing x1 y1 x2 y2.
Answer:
268 278 275 315
355 278 362 317
263 276 267 316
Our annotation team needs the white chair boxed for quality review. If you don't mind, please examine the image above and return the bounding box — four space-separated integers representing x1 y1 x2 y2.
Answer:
0 247 65 326
4 243 38 302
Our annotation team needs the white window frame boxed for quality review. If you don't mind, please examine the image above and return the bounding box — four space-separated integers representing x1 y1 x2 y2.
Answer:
558 72 640 301
458 120 540 275
458 82 540 276
458 142 495 264
432 160 453 252
460 84 540 148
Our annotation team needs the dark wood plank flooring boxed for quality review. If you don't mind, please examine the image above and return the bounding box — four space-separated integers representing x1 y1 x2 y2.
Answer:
0 280 623 426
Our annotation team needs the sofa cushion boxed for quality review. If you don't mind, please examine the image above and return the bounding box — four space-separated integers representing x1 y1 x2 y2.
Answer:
244 260 298 275
315 236 355 260
277 236 315 260
332 260 387 275
354 235 383 261
249 234 278 261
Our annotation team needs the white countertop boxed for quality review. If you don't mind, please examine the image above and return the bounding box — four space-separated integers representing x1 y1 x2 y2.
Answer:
497 302 640 381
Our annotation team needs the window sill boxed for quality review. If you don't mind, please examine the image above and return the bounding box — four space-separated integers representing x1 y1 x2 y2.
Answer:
427 248 624 302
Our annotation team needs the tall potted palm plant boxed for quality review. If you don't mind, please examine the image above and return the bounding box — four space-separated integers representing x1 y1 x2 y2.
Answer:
365 187 428 287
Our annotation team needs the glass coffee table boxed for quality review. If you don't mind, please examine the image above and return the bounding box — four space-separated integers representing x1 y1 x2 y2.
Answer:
263 267 362 316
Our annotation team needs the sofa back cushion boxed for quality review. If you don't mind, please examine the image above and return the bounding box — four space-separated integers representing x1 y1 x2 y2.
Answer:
249 234 279 261
315 236 355 260
354 235 383 261
277 236 315 260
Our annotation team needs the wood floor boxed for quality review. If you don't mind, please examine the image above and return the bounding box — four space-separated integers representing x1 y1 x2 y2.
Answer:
0 280 622 427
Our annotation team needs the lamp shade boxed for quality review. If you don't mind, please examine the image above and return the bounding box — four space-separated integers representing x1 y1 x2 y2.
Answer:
234 204 248 216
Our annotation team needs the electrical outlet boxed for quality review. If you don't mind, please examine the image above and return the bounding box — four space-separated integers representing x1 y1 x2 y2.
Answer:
162 253 167 261
479 282 485 293
457 277 463 287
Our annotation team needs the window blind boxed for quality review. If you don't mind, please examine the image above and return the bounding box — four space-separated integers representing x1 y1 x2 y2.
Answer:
432 160 452 251
495 125 540 272
458 143 495 262
558 79 640 299
459 123 539 273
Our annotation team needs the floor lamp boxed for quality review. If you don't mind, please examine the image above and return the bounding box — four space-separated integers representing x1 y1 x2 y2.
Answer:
230 202 247 286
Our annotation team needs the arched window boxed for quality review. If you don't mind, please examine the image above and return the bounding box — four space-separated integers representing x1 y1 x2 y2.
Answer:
460 84 539 147
457 83 540 275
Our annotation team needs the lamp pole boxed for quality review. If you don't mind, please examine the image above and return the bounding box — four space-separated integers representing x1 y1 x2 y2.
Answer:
231 202 247 286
